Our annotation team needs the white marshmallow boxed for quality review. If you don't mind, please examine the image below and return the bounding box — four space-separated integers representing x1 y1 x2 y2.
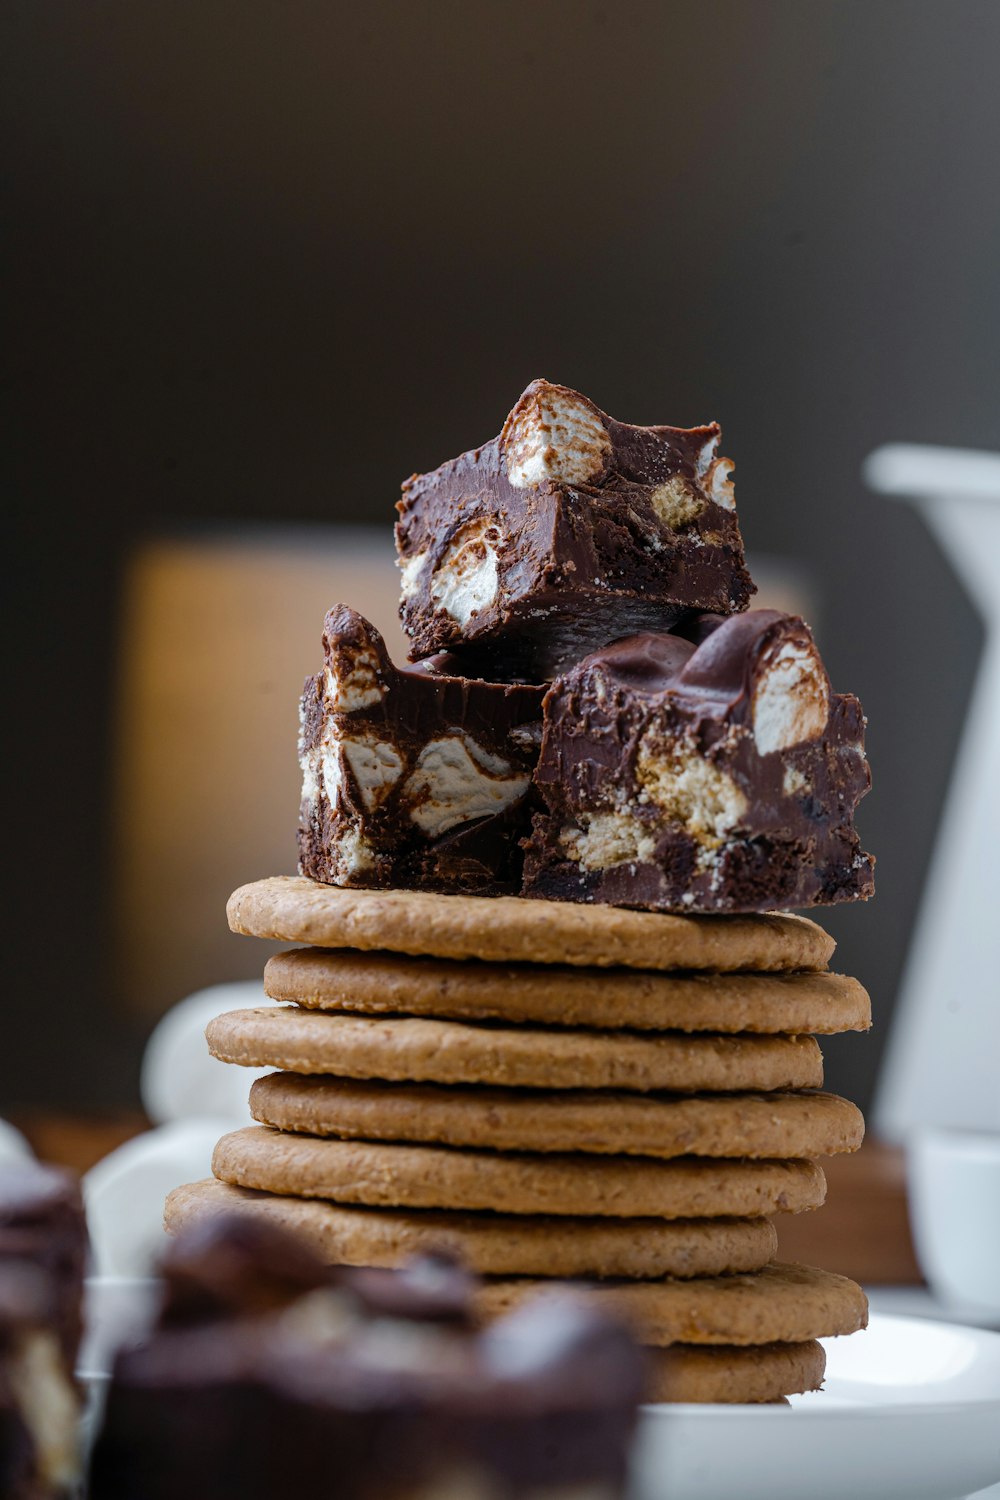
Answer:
696 432 720 475
334 826 377 875
706 455 736 510
342 735 404 810
324 653 383 713
430 521 500 625
753 641 829 755
405 736 529 836
504 385 611 489
398 550 428 599
320 742 344 807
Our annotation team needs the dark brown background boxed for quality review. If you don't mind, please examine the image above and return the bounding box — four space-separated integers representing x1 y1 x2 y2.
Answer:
4 0 997 1113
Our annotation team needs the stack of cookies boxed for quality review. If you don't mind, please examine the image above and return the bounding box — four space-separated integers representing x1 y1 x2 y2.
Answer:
168 379 875 1404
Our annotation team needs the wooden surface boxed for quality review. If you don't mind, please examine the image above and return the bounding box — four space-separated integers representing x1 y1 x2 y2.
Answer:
776 1140 922 1284
12 1116 923 1286
13 1112 148 1175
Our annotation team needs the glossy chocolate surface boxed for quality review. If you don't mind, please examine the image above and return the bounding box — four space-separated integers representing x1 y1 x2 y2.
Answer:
396 379 754 678
523 610 875 913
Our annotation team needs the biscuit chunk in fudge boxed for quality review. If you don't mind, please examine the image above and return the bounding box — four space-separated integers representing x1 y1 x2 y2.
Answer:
396 378 754 678
522 611 874 913
297 606 544 894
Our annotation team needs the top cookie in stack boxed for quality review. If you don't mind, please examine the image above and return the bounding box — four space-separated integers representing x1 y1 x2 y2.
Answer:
300 378 874 914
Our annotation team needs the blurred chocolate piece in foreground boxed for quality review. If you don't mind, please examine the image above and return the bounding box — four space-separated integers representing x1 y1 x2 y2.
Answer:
0 1253 82 1498
523 610 874 913
298 605 544 894
396 378 754 678
0 1161 88 1374
158 1211 330 1327
90 1214 643 1500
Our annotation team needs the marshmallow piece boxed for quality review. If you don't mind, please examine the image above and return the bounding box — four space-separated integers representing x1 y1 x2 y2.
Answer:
398 549 428 600
342 735 405 810
404 735 530 836
502 380 612 489
141 981 276 1128
323 635 386 714
84 1118 230 1276
752 639 829 755
706 456 736 510
429 518 501 625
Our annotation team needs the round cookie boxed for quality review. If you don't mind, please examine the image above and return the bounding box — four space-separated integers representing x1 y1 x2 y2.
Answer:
644 1339 826 1403
165 1178 779 1279
228 876 835 972
265 948 870 1034
250 1074 865 1160
212 1127 827 1219
477 1262 868 1347
207 1009 824 1093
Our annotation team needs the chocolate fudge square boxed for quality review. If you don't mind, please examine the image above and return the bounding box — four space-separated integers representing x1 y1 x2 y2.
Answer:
522 610 875 913
298 606 544 894
396 378 755 679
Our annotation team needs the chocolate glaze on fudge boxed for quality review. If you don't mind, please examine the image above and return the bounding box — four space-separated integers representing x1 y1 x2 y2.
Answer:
297 606 544 895
90 1215 643 1500
0 1163 88 1374
396 378 755 679
522 610 875 914
0 1261 80 1500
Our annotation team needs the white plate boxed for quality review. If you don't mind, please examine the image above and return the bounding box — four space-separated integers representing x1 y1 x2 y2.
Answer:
81 1289 1000 1500
630 1314 1000 1500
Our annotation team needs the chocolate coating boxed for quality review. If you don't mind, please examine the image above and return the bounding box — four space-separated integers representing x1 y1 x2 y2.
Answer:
522 610 875 914
396 378 754 678
297 606 544 895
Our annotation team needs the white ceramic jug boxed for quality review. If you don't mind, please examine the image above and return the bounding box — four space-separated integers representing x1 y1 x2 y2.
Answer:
865 444 1000 1138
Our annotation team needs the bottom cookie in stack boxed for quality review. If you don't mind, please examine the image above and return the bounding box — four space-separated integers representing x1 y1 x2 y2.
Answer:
167 878 872 1404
